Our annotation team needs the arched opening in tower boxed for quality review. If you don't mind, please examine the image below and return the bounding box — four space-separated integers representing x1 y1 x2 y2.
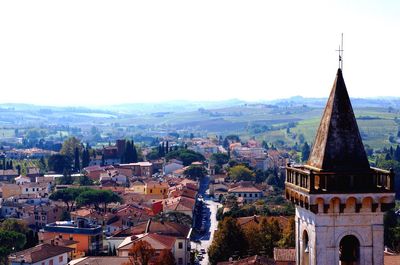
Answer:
302 230 309 265
339 235 360 265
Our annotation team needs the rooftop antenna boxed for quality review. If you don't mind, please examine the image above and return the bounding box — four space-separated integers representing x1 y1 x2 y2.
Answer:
336 33 344 70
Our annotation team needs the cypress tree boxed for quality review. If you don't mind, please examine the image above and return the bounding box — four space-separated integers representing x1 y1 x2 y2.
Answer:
132 142 138 163
74 147 80 172
394 145 400 162
165 141 169 154
161 142 165 156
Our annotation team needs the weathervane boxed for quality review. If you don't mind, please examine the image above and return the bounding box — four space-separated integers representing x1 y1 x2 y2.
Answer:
336 33 344 70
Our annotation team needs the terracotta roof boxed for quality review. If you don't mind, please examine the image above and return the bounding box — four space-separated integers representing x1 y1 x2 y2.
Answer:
273 248 295 262
133 220 190 237
229 186 262 193
119 233 177 251
44 238 78 247
147 233 177 249
307 68 370 172
72 257 129 265
169 186 198 199
237 216 289 229
384 252 400 265
218 255 275 265
9 244 73 263
164 196 195 212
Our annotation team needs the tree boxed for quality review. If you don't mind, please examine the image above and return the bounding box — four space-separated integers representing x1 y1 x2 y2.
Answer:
123 140 138 163
60 137 82 160
210 153 229 166
301 142 310 162
48 154 72 173
208 217 247 264
259 217 282 257
39 156 47 172
165 149 205 166
81 148 90 168
57 170 74 185
279 218 295 248
76 189 122 213
228 165 255 181
0 230 26 264
184 165 207 180
124 240 155 265
0 219 28 234
147 148 161 160
49 188 84 211
165 141 169 154
243 222 264 255
75 175 93 186
74 147 80 172
155 249 175 265
394 145 400 162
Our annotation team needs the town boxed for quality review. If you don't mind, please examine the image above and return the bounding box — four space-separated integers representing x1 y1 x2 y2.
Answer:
1 69 400 265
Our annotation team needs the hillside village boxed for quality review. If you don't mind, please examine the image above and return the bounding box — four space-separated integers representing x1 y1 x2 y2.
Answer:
0 134 300 265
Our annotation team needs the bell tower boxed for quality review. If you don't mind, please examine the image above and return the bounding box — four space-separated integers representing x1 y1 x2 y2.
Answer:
285 69 395 265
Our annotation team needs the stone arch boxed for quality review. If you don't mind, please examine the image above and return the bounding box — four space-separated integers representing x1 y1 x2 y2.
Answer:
316 197 325 213
300 194 304 207
379 196 392 204
301 229 310 265
329 197 341 213
379 196 393 212
335 230 364 249
295 192 300 205
290 190 295 203
360 197 373 212
344 197 357 213
339 235 360 265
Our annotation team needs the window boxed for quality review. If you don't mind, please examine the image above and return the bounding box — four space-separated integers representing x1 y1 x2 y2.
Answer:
244 194 247 198
254 194 258 197
42 216 46 220
238 193 241 197
249 194 252 197
59 255 64 262
26 188 28 192
178 242 183 249
150 189 153 193
49 259 54 265
178 258 183 265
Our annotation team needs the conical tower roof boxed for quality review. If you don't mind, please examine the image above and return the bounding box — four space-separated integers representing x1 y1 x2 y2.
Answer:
307 69 370 172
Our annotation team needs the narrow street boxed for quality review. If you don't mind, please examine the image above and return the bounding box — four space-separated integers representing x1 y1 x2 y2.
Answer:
191 176 221 265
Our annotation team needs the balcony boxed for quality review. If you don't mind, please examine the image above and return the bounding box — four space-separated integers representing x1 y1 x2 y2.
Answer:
285 163 395 194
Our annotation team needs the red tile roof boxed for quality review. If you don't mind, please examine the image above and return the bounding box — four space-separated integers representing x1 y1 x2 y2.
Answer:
273 248 295 262
9 244 73 263
218 255 275 265
384 252 400 265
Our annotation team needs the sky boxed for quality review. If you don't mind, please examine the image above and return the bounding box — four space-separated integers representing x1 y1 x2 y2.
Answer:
1 0 400 106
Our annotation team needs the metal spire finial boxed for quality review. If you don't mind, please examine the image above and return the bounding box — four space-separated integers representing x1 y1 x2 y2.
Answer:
336 33 344 70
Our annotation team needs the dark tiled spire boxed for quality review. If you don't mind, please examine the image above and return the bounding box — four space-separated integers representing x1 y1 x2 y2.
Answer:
307 69 370 172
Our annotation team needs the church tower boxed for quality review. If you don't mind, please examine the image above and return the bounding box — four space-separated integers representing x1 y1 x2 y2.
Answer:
285 69 395 265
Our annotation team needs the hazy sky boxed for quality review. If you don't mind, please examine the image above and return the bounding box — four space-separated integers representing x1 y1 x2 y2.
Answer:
1 0 400 106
